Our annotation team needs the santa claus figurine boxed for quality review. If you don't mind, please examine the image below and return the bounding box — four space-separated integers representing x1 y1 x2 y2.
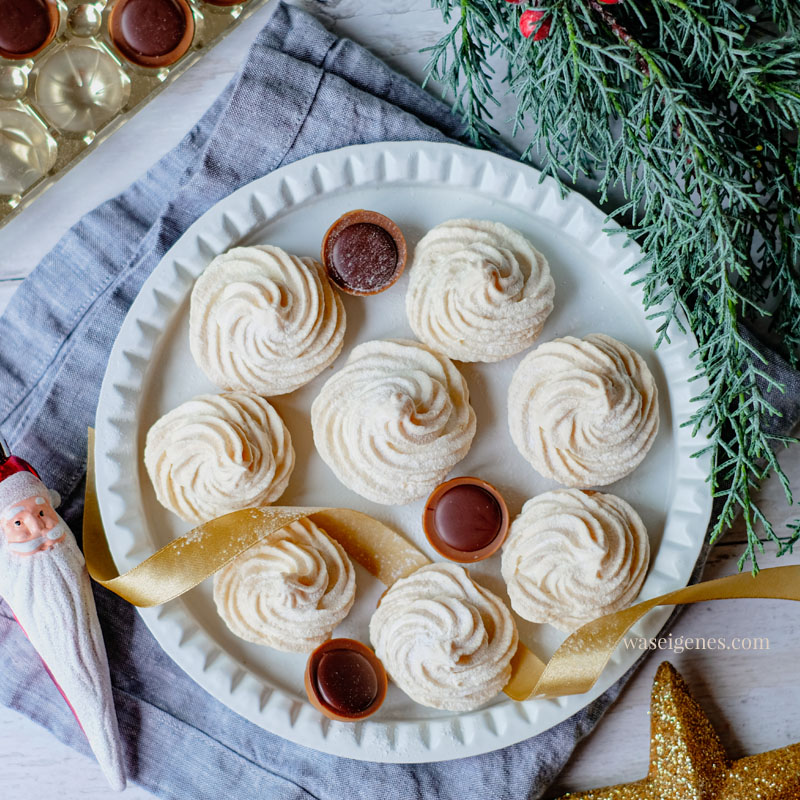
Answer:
0 434 126 790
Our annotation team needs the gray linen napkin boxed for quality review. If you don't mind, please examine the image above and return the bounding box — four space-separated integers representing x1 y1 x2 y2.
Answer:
0 4 798 799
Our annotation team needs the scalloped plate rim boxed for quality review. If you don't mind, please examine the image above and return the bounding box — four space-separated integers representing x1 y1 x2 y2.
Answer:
94 141 712 763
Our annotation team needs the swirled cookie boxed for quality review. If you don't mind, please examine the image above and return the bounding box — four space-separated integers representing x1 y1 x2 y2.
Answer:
144 392 294 523
213 518 356 652
508 333 659 486
369 563 518 711
501 489 649 631
406 219 554 362
189 245 346 396
311 338 476 505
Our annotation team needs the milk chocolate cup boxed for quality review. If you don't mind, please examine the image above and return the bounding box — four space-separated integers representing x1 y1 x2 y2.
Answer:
321 209 407 296
0 0 59 60
305 638 388 722
108 0 195 69
423 476 510 563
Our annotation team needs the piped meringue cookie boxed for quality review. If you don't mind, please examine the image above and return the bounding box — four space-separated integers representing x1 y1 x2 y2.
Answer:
189 245 346 396
508 333 659 486
406 219 555 362
144 392 295 523
501 489 650 632
214 518 356 652
369 562 518 711
311 338 477 505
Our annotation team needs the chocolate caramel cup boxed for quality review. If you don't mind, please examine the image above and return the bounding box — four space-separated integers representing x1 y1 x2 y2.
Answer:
108 0 194 69
321 209 407 296
423 477 510 563
305 638 387 722
0 0 59 60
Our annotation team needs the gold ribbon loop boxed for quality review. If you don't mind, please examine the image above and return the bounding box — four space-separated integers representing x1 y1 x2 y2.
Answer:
507 566 800 701
85 491 428 606
85 502 315 607
85 430 800 702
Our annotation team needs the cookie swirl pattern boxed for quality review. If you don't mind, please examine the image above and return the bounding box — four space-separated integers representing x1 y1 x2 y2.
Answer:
311 338 476 505
508 333 659 486
406 219 554 362
144 392 294 523
369 563 518 711
214 518 356 653
501 489 650 632
190 245 346 396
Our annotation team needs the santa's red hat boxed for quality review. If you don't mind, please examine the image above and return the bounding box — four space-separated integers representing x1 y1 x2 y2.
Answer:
0 436 53 519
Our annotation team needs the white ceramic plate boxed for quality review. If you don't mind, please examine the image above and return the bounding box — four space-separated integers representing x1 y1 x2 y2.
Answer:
94 141 712 763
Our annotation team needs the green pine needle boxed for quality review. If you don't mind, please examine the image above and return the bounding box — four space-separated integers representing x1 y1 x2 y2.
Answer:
426 0 800 572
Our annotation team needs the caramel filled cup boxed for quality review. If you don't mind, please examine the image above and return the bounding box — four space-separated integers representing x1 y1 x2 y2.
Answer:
423 476 510 563
305 638 388 722
321 209 407 296
108 0 195 68
0 0 59 60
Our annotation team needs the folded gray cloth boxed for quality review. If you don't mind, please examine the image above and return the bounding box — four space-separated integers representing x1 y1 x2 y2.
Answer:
0 4 797 799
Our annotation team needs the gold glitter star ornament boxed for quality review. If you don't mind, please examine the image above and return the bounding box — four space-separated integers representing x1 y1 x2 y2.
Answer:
558 661 800 800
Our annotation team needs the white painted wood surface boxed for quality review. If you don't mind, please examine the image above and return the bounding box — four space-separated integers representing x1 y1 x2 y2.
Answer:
0 1 798 797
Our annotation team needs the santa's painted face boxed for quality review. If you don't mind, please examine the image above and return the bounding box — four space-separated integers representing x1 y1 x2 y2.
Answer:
1 495 66 556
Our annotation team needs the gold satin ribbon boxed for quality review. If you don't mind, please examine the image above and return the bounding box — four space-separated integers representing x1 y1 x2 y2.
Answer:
83 433 432 603
505 565 800 700
84 430 800 702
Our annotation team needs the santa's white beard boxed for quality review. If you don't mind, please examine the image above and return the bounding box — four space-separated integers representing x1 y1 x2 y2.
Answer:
0 521 126 790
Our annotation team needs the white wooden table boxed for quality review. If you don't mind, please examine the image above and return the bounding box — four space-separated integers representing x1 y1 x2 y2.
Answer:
0 2 797 797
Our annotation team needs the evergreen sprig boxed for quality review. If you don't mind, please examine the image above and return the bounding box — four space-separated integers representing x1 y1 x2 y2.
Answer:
426 0 800 571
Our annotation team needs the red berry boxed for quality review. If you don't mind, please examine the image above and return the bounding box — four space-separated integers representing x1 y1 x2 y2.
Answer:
596 0 620 4
504 0 526 3
520 9 551 40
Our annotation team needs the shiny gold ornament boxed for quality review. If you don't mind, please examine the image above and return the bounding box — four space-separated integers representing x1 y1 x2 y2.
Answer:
558 661 800 799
